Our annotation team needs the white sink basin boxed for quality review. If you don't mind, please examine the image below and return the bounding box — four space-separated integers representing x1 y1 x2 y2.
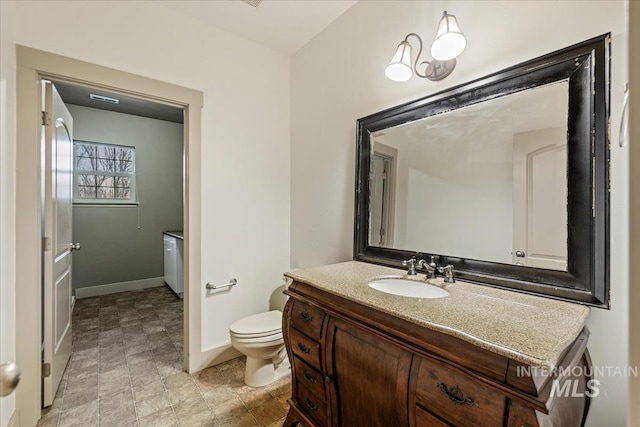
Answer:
368 278 449 299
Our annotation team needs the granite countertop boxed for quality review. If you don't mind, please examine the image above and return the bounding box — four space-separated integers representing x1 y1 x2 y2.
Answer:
284 261 590 369
163 231 184 240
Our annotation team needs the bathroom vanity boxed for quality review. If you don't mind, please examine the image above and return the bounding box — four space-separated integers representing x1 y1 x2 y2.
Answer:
282 262 592 427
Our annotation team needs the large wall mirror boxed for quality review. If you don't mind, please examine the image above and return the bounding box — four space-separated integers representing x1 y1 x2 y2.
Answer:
354 35 610 307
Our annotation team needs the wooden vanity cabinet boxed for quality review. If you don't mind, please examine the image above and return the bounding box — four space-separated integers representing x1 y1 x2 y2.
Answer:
283 280 592 427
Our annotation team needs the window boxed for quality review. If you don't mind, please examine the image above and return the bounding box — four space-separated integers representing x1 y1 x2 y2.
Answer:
73 140 138 205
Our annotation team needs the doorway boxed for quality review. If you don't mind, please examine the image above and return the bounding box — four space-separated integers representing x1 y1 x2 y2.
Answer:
40 79 187 407
16 46 203 426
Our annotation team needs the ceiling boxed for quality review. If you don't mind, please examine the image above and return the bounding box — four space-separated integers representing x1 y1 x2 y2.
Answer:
54 82 184 124
155 0 358 54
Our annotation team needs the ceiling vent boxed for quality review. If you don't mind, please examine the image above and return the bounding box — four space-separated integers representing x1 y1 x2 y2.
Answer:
240 0 263 8
89 94 120 104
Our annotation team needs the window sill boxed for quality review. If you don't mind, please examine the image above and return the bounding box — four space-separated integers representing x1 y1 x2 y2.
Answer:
73 202 139 207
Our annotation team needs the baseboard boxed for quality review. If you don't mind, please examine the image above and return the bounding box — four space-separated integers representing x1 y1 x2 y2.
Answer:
75 277 165 299
71 295 76 311
191 342 242 373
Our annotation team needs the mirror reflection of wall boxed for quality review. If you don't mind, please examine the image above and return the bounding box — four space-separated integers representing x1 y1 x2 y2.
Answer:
369 80 569 271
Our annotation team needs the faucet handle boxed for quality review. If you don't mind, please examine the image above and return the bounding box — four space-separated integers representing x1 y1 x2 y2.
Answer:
437 265 455 283
401 257 416 267
402 257 419 275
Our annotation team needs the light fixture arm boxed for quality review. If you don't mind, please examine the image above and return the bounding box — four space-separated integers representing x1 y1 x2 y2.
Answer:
402 33 456 82
403 33 429 79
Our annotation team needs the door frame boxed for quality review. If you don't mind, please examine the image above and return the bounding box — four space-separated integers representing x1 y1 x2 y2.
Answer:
16 46 203 425
371 143 397 248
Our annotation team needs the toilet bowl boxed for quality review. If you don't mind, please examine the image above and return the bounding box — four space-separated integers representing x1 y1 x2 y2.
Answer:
229 310 290 387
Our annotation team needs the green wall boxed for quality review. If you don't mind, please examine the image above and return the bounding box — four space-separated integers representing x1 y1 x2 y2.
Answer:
68 105 183 289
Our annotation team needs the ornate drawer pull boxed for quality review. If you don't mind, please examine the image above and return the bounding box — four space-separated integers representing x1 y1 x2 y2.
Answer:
299 311 313 322
305 398 318 411
297 342 311 354
437 382 478 407
303 371 316 382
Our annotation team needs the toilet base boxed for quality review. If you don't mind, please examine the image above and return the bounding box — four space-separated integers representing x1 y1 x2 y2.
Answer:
244 355 291 387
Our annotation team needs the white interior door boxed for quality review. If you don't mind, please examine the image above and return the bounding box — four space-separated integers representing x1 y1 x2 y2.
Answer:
42 81 74 406
512 127 567 270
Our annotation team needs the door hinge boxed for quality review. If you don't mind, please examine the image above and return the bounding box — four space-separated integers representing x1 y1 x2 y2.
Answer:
42 237 50 252
42 362 51 378
41 111 51 126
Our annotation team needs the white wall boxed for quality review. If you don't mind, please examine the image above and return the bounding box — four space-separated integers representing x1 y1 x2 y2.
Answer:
4 0 289 376
291 1 628 425
0 0 17 425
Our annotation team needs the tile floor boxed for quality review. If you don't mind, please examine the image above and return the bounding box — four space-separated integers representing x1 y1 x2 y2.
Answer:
37 286 291 427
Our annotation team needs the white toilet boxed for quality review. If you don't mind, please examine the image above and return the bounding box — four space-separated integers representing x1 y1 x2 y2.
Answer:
229 310 290 387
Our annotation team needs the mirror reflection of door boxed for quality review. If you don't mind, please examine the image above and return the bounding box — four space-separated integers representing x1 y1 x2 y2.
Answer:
369 143 397 247
512 127 568 270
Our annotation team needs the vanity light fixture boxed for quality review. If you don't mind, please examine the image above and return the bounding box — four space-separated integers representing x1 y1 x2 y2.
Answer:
385 11 466 82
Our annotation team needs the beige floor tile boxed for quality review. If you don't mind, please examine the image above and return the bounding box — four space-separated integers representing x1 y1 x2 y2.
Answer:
36 407 60 427
135 391 172 418
176 410 216 427
133 378 166 402
99 404 137 427
167 381 201 405
99 365 129 383
265 418 286 427
266 376 291 398
50 288 292 427
237 387 275 410
58 399 99 427
157 360 184 378
250 401 288 426
61 388 99 411
201 384 236 406
65 374 99 393
99 389 134 414
164 372 194 390
99 376 132 398
137 407 177 427
276 395 289 411
126 350 153 365
173 395 209 418
99 357 128 374
215 412 259 427
212 396 250 421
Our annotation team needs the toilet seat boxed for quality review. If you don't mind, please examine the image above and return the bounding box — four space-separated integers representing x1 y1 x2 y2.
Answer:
230 310 282 339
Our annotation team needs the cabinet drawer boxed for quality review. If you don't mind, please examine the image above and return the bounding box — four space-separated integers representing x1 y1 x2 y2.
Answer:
294 356 325 400
290 328 322 370
415 406 451 427
291 300 325 340
295 381 327 427
415 357 506 427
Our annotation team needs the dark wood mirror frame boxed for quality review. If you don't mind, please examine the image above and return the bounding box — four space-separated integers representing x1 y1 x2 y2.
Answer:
354 34 610 308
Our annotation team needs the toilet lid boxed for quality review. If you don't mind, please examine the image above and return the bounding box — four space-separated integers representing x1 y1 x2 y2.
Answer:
229 310 282 338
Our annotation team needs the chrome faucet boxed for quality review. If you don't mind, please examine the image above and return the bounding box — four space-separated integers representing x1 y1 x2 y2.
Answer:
418 256 437 279
437 265 455 283
402 257 420 275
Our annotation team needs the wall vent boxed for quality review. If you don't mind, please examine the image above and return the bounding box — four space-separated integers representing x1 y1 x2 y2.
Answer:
89 94 120 104
240 0 263 8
